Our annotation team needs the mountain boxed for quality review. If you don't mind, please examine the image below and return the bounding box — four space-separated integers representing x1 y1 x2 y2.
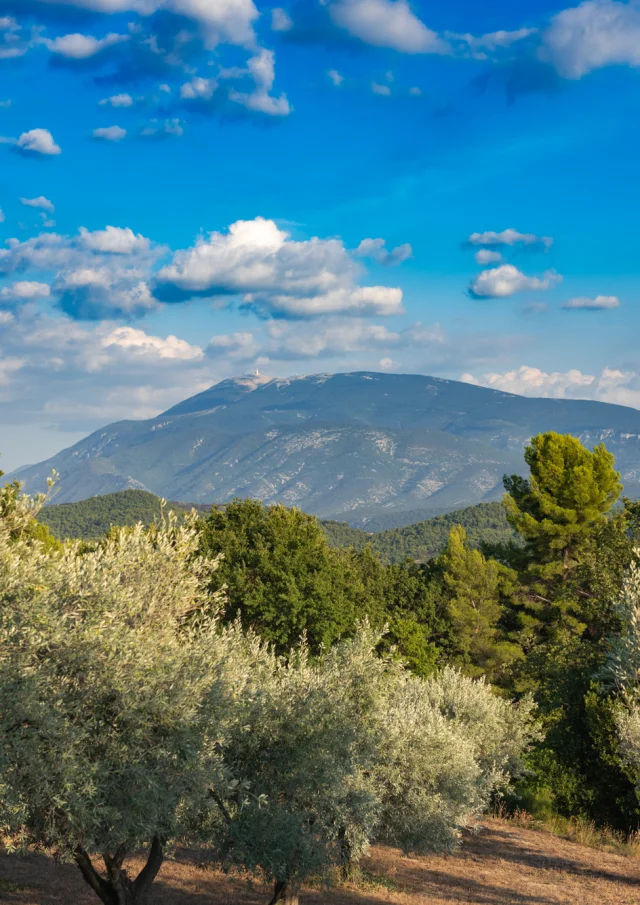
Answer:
13 371 640 528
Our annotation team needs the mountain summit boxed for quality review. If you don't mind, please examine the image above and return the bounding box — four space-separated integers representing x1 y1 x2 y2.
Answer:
12 371 640 528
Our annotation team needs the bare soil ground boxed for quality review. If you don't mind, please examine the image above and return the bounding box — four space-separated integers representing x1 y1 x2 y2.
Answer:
2 819 640 905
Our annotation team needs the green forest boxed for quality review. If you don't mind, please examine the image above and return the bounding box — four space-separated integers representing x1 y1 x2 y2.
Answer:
3 430 640 904
38 489 513 562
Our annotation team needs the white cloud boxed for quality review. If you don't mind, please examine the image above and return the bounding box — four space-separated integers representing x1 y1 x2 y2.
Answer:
408 86 421 95
467 228 553 249
140 118 185 138
355 237 412 265
99 93 134 107
371 81 391 95
228 49 291 117
102 325 203 360
262 317 445 361
79 225 151 254
28 0 260 49
0 208 4 223
43 32 129 59
153 216 404 317
562 294 621 310
92 125 127 142
17 129 61 156
207 331 259 360
450 27 537 57
0 281 51 302
0 307 221 440
53 267 158 319
541 0 640 79
180 76 217 100
461 364 640 409
20 196 55 213
328 69 344 86
474 249 503 265
328 0 449 54
271 7 293 31
469 264 561 299
379 356 396 369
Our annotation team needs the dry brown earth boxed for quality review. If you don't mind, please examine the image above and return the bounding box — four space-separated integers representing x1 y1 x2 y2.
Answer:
2 819 640 905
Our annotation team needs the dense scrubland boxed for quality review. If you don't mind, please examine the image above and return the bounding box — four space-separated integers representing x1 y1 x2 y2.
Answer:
3 431 640 905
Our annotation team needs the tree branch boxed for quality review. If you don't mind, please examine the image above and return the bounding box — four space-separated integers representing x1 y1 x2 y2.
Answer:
74 848 117 905
133 835 164 898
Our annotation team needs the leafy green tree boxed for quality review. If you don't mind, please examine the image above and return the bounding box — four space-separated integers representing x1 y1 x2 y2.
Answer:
0 483 243 905
198 499 443 671
439 525 523 680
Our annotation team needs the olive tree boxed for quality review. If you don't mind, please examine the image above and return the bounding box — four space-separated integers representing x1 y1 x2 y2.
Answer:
208 629 538 904
0 481 245 905
602 552 640 783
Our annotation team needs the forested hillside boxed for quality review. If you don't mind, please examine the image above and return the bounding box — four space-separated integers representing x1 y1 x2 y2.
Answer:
39 491 513 561
37 490 210 540
323 501 514 562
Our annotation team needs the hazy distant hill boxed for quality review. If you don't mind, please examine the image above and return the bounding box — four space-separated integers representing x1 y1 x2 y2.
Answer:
16 371 640 527
38 490 513 562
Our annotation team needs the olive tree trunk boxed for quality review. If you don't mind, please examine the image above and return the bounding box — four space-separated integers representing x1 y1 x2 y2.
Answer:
268 879 300 904
74 836 164 905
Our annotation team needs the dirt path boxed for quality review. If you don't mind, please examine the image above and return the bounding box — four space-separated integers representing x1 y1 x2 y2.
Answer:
2 819 640 905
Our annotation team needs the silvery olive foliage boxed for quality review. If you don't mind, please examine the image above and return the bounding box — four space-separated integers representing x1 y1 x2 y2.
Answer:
603 552 640 778
0 479 248 902
0 479 539 904
209 629 539 900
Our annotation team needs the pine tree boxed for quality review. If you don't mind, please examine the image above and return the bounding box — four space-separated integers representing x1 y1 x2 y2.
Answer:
440 525 522 680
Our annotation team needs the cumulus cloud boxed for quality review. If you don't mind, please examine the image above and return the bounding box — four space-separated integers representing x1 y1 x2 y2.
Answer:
562 294 621 310
474 249 502 265
0 226 163 320
92 125 127 141
78 225 151 254
17 129 61 156
328 0 449 54
227 49 291 117
53 267 158 319
153 217 404 317
466 228 553 249
0 209 4 223
371 81 391 95
541 0 640 79
20 196 55 213
469 264 561 299
42 32 129 59
0 281 51 302
355 237 412 265
328 68 344 85
180 76 217 100
25 0 260 49
461 364 640 409
99 93 134 107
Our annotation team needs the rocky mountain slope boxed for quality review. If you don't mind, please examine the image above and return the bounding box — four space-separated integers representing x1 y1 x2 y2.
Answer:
13 371 640 527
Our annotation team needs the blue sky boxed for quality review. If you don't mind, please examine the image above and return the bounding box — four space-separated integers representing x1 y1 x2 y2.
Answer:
1 0 640 470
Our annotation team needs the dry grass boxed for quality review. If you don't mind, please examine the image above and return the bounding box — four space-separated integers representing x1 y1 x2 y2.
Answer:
2 818 640 905
495 804 640 858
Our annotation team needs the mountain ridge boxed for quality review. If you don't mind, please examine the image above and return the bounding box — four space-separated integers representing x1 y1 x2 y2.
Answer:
12 370 640 527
